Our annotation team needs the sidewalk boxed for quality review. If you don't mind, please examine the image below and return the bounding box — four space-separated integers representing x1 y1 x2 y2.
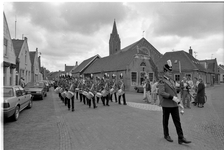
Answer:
52 87 224 150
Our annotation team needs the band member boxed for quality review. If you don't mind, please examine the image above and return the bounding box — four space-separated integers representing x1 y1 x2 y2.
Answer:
95 76 105 105
68 80 75 111
102 73 110 106
73 78 79 100
109 74 118 102
118 73 127 105
87 74 97 109
158 60 191 144
82 77 87 105
78 75 83 103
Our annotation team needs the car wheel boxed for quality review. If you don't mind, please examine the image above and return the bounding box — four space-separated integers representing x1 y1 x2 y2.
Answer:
27 99 33 109
12 106 20 121
40 94 44 100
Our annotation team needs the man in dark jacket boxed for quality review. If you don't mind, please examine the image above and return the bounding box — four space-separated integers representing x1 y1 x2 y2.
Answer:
158 60 191 144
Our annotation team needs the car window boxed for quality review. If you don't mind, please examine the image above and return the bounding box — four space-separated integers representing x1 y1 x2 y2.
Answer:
3 87 14 97
18 86 26 95
15 87 22 97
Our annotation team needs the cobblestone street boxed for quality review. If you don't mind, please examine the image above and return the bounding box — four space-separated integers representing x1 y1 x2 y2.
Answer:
4 84 224 150
52 84 224 150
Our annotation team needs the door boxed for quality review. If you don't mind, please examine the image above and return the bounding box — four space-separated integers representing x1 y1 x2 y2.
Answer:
17 86 26 110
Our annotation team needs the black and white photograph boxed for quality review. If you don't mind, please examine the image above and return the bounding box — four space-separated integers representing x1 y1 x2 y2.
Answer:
2 1 224 150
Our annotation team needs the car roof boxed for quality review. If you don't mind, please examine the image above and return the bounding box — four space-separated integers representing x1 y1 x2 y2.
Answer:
4 85 22 88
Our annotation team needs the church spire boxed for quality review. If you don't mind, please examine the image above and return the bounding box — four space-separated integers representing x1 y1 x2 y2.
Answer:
109 19 121 56
112 19 118 35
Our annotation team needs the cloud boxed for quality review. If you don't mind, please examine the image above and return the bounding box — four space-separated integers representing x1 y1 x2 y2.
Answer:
11 2 129 35
127 2 224 38
4 2 224 72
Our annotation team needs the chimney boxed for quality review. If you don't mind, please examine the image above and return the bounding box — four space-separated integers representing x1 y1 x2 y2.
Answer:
189 46 193 56
76 61 78 66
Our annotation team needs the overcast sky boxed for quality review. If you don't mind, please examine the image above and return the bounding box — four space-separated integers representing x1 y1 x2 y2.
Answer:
3 2 224 72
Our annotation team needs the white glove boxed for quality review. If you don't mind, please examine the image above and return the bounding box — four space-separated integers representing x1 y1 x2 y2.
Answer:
172 96 180 103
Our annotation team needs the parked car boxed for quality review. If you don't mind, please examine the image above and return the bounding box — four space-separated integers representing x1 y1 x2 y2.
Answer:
24 82 47 100
39 80 50 92
134 85 144 93
3 85 33 121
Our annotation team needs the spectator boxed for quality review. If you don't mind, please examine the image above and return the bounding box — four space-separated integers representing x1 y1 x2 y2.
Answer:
180 77 191 108
197 78 206 108
145 78 151 104
151 80 158 105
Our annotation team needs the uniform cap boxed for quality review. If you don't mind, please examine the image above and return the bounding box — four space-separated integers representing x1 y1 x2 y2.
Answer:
164 60 172 72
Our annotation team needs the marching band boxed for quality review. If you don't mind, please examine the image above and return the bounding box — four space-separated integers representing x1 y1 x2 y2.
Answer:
54 72 127 111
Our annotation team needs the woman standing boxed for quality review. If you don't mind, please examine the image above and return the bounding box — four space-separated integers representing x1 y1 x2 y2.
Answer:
197 78 205 108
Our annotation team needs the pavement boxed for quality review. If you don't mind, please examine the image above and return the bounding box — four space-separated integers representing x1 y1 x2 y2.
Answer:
51 84 224 150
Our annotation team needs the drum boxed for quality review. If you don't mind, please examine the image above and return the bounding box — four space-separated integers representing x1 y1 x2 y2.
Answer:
87 91 94 99
59 87 64 93
54 87 60 94
82 91 88 96
101 89 108 97
61 91 66 98
110 88 115 94
66 91 74 99
117 89 124 96
96 92 102 98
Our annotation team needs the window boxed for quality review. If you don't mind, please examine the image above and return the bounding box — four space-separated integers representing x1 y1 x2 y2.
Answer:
185 73 192 80
140 62 146 67
148 73 154 82
4 38 8 56
25 50 27 64
174 74 180 82
131 72 137 86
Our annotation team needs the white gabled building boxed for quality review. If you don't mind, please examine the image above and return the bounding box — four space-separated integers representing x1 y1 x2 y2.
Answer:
12 37 32 85
30 48 41 82
3 12 16 86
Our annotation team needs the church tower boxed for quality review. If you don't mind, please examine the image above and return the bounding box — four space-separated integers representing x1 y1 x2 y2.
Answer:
109 20 121 55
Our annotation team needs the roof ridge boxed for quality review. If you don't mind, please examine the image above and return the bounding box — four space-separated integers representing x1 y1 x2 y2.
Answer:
182 51 199 70
80 54 100 73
